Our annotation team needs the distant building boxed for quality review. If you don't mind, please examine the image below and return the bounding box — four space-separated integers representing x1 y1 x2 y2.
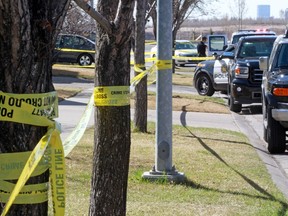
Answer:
257 5 270 19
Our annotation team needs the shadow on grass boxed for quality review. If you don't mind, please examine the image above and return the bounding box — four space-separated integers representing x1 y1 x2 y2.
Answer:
178 107 288 215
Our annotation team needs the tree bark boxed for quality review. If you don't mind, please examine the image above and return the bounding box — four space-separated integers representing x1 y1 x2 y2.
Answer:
0 1 70 215
89 0 135 215
133 0 148 132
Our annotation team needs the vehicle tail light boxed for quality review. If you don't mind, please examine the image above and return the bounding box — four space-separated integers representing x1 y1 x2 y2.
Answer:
235 66 249 78
273 87 288 96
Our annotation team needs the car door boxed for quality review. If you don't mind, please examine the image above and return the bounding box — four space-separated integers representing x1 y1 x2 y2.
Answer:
57 35 78 63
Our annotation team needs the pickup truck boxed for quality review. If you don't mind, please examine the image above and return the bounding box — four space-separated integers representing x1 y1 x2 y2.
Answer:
227 35 277 112
260 31 288 154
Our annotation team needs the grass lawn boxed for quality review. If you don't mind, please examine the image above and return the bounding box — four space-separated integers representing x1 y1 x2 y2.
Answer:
52 63 288 215
62 124 288 216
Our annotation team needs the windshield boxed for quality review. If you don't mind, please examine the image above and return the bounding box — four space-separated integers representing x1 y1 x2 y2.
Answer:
237 39 274 58
175 42 196 50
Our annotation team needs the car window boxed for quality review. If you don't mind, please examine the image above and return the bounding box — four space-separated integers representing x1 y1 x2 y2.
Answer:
276 44 288 68
209 36 226 51
60 35 74 49
72 36 86 49
175 42 195 50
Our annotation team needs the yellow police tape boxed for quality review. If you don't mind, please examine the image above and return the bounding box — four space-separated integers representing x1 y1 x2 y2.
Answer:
131 60 174 87
0 151 49 204
156 60 172 70
63 93 94 157
55 48 95 54
131 64 157 87
94 86 130 106
173 56 214 61
0 91 65 216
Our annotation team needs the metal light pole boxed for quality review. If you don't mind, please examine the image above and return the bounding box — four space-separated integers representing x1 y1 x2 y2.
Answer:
142 0 184 182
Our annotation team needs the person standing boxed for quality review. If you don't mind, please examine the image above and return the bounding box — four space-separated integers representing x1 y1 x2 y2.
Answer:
197 36 207 57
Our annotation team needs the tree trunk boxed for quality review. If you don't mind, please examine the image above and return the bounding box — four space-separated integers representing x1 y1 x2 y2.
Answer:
0 1 70 215
89 0 135 215
133 0 148 132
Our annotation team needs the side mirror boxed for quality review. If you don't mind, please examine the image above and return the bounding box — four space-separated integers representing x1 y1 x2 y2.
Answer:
259 56 269 71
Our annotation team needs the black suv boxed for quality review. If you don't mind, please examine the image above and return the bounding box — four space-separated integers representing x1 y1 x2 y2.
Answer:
260 31 288 154
227 35 277 112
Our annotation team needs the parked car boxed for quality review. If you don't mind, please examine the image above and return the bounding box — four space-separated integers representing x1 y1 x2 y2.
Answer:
53 34 95 66
260 31 288 154
150 40 198 66
227 35 277 112
174 40 198 66
193 29 276 97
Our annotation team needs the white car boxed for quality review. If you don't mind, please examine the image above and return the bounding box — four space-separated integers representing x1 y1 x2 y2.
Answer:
150 40 198 66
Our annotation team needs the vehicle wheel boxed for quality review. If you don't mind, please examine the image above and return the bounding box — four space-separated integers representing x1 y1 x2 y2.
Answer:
267 106 286 154
195 74 215 96
78 54 93 66
228 87 242 112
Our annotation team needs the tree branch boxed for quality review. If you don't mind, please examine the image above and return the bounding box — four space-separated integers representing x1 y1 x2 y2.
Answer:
73 0 112 34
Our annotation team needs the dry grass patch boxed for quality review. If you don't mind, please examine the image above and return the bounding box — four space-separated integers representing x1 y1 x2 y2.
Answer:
147 70 194 86
53 64 94 79
131 92 229 114
55 87 82 101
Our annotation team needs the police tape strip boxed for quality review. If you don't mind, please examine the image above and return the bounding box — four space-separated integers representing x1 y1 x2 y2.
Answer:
94 86 130 107
131 64 157 87
173 56 214 60
63 93 94 157
156 60 173 70
53 64 94 68
0 91 65 216
0 151 48 180
0 180 48 204
55 48 95 54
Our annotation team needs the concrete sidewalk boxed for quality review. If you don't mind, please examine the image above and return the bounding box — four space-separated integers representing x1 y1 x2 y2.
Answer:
56 87 240 141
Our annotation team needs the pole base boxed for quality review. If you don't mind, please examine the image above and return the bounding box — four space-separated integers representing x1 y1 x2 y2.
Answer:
142 168 185 183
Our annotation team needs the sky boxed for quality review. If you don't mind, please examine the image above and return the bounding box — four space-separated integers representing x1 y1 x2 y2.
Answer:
206 0 288 19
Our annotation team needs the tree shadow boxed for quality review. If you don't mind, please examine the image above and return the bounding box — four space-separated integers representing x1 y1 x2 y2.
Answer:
177 105 288 214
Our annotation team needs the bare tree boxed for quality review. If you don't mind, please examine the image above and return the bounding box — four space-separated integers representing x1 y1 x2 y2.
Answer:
74 0 135 215
0 0 70 215
230 0 248 30
148 0 216 40
133 0 148 132
62 2 96 40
